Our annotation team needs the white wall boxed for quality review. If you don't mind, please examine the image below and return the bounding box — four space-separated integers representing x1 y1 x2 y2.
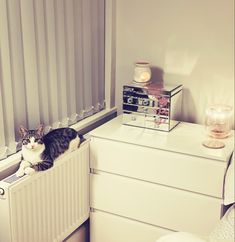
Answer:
115 0 234 127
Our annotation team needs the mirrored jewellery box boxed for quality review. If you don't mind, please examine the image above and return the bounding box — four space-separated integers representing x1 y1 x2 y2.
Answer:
122 83 183 131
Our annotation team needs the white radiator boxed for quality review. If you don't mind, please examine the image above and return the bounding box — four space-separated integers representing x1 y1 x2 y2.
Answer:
0 141 90 242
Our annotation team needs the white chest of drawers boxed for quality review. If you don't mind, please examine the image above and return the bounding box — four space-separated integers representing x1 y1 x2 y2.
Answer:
89 115 234 242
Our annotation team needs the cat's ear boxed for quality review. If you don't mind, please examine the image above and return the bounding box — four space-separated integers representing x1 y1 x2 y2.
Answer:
19 125 28 138
36 124 44 136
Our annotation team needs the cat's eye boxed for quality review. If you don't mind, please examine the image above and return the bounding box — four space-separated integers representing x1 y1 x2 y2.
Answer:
22 139 30 145
35 138 43 144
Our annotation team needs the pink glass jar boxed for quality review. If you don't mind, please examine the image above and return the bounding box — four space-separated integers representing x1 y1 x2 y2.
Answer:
205 104 233 139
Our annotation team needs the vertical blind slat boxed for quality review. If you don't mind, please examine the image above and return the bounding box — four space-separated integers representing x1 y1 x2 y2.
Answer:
20 0 41 129
0 0 16 152
44 0 59 126
65 0 76 121
34 0 50 126
82 0 92 110
98 0 105 106
7 0 27 137
0 86 6 152
91 0 99 109
74 0 84 116
55 0 68 125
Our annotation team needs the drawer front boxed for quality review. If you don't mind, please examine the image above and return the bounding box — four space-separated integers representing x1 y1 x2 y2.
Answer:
90 210 171 242
90 172 222 235
90 138 226 197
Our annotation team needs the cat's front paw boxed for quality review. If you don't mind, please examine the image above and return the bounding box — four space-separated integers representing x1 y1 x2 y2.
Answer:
16 169 25 177
24 167 36 175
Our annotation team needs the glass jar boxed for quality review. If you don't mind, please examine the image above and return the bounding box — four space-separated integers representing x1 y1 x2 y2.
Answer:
133 62 151 83
205 104 233 139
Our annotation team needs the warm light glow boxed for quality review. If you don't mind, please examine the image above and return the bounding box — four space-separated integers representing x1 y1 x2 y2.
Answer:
205 104 233 139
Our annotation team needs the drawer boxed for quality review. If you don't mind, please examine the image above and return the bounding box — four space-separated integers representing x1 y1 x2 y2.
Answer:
90 172 222 235
90 138 226 197
90 210 171 242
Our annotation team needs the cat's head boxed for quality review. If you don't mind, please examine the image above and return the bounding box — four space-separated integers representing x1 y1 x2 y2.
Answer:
19 125 44 150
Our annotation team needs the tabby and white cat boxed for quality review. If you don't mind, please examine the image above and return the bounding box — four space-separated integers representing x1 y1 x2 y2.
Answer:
16 125 81 177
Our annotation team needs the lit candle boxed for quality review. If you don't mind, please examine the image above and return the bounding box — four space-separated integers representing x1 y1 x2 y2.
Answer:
205 105 232 139
133 61 151 84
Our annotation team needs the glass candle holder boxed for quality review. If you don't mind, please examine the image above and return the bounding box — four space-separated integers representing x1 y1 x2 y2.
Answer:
205 104 233 139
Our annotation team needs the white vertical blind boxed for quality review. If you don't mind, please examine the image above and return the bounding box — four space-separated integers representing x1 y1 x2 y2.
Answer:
45 0 60 127
21 0 41 127
55 0 68 127
82 0 92 113
0 0 16 156
74 0 85 118
65 0 77 122
7 0 27 135
0 0 105 159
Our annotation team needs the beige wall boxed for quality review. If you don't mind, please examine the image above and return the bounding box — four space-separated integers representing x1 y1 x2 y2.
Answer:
115 0 234 127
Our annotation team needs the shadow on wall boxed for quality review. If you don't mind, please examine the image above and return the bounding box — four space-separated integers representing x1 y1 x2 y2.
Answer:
180 88 197 123
150 66 164 87
150 66 197 124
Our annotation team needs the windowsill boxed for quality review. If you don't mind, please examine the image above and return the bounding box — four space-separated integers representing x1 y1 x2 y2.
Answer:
71 107 117 134
0 107 117 174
